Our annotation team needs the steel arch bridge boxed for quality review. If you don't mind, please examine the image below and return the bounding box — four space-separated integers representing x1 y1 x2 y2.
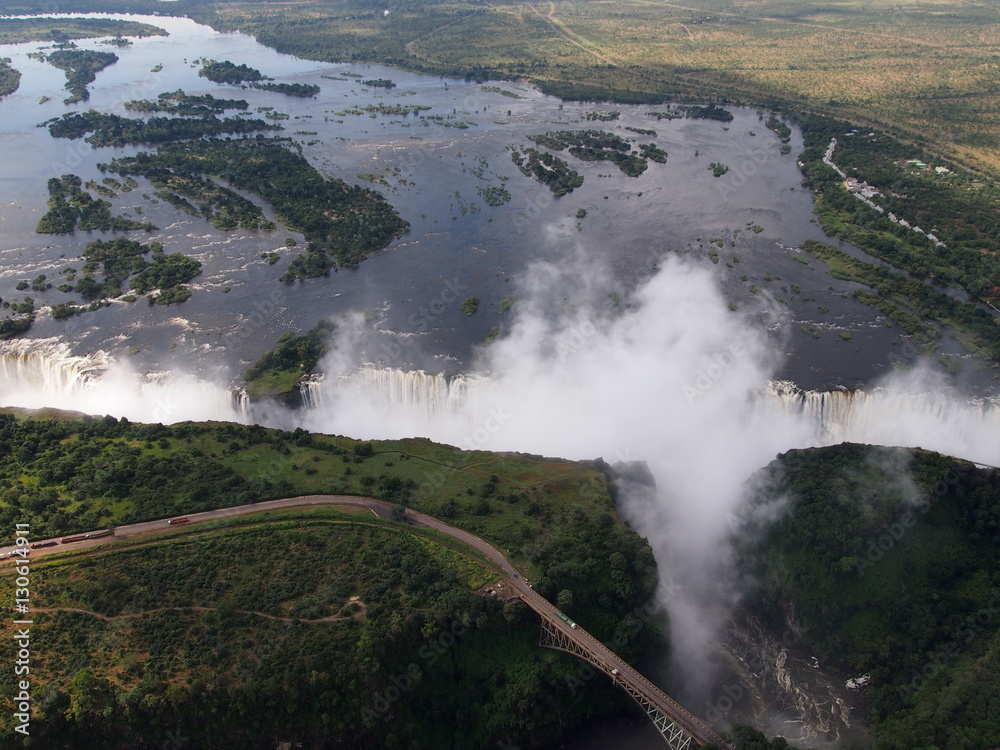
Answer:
534 614 732 750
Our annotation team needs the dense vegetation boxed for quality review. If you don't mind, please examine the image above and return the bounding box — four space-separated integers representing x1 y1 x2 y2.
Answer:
36 174 157 234
64 237 201 305
527 130 649 177
510 147 583 197
198 59 263 84
47 110 279 146
639 143 668 164
0 315 32 340
646 104 733 122
129 249 201 295
0 410 665 747
244 319 335 398
83 144 275 232
737 444 1000 750
251 81 320 97
0 57 20 97
0 512 642 749
0 18 166 45
104 138 407 274
801 240 1000 360
332 102 430 117
124 89 250 115
765 116 791 143
708 727 795 750
44 48 118 103
797 114 1000 307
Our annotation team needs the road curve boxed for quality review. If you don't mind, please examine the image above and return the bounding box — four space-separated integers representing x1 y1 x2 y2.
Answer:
0 495 517 570
1 495 729 747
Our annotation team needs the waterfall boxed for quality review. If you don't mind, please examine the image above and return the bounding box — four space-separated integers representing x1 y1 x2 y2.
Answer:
0 339 111 395
306 367 493 415
0 341 245 425
305 368 1000 466
299 375 323 410
763 380 1000 466
2 350 997 466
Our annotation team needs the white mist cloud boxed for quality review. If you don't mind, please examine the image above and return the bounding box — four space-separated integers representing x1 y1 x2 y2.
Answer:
301 244 819 697
299 241 1000 706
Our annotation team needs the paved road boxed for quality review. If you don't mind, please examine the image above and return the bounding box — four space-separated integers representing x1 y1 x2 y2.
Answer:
0 495 521 564
515 584 730 748
1 495 729 748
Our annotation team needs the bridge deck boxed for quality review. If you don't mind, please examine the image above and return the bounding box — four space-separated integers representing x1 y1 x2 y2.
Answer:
518 591 732 749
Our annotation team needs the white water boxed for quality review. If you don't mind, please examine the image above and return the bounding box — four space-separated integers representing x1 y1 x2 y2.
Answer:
0 338 110 394
294 367 1000 467
0 340 240 423
5 341 997 466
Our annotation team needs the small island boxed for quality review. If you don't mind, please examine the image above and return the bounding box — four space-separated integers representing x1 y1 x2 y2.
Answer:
527 130 651 177
64 237 201 307
511 147 584 196
125 90 250 115
199 59 264 84
36 175 157 234
42 48 119 103
244 320 335 403
0 57 20 98
48 111 280 147
105 138 408 277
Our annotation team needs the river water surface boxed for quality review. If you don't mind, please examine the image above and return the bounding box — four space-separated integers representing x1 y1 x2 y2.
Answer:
0 12 953 395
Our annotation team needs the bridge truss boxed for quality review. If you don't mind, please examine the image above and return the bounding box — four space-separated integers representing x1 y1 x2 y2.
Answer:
538 619 697 750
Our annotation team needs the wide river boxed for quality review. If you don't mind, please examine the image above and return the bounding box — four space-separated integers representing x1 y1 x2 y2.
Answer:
0 12 956 395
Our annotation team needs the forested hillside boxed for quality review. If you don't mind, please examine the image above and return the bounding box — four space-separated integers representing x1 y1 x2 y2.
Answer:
0 409 666 748
737 444 1000 750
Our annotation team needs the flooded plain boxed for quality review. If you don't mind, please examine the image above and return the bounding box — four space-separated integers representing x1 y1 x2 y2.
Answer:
0 13 944 392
